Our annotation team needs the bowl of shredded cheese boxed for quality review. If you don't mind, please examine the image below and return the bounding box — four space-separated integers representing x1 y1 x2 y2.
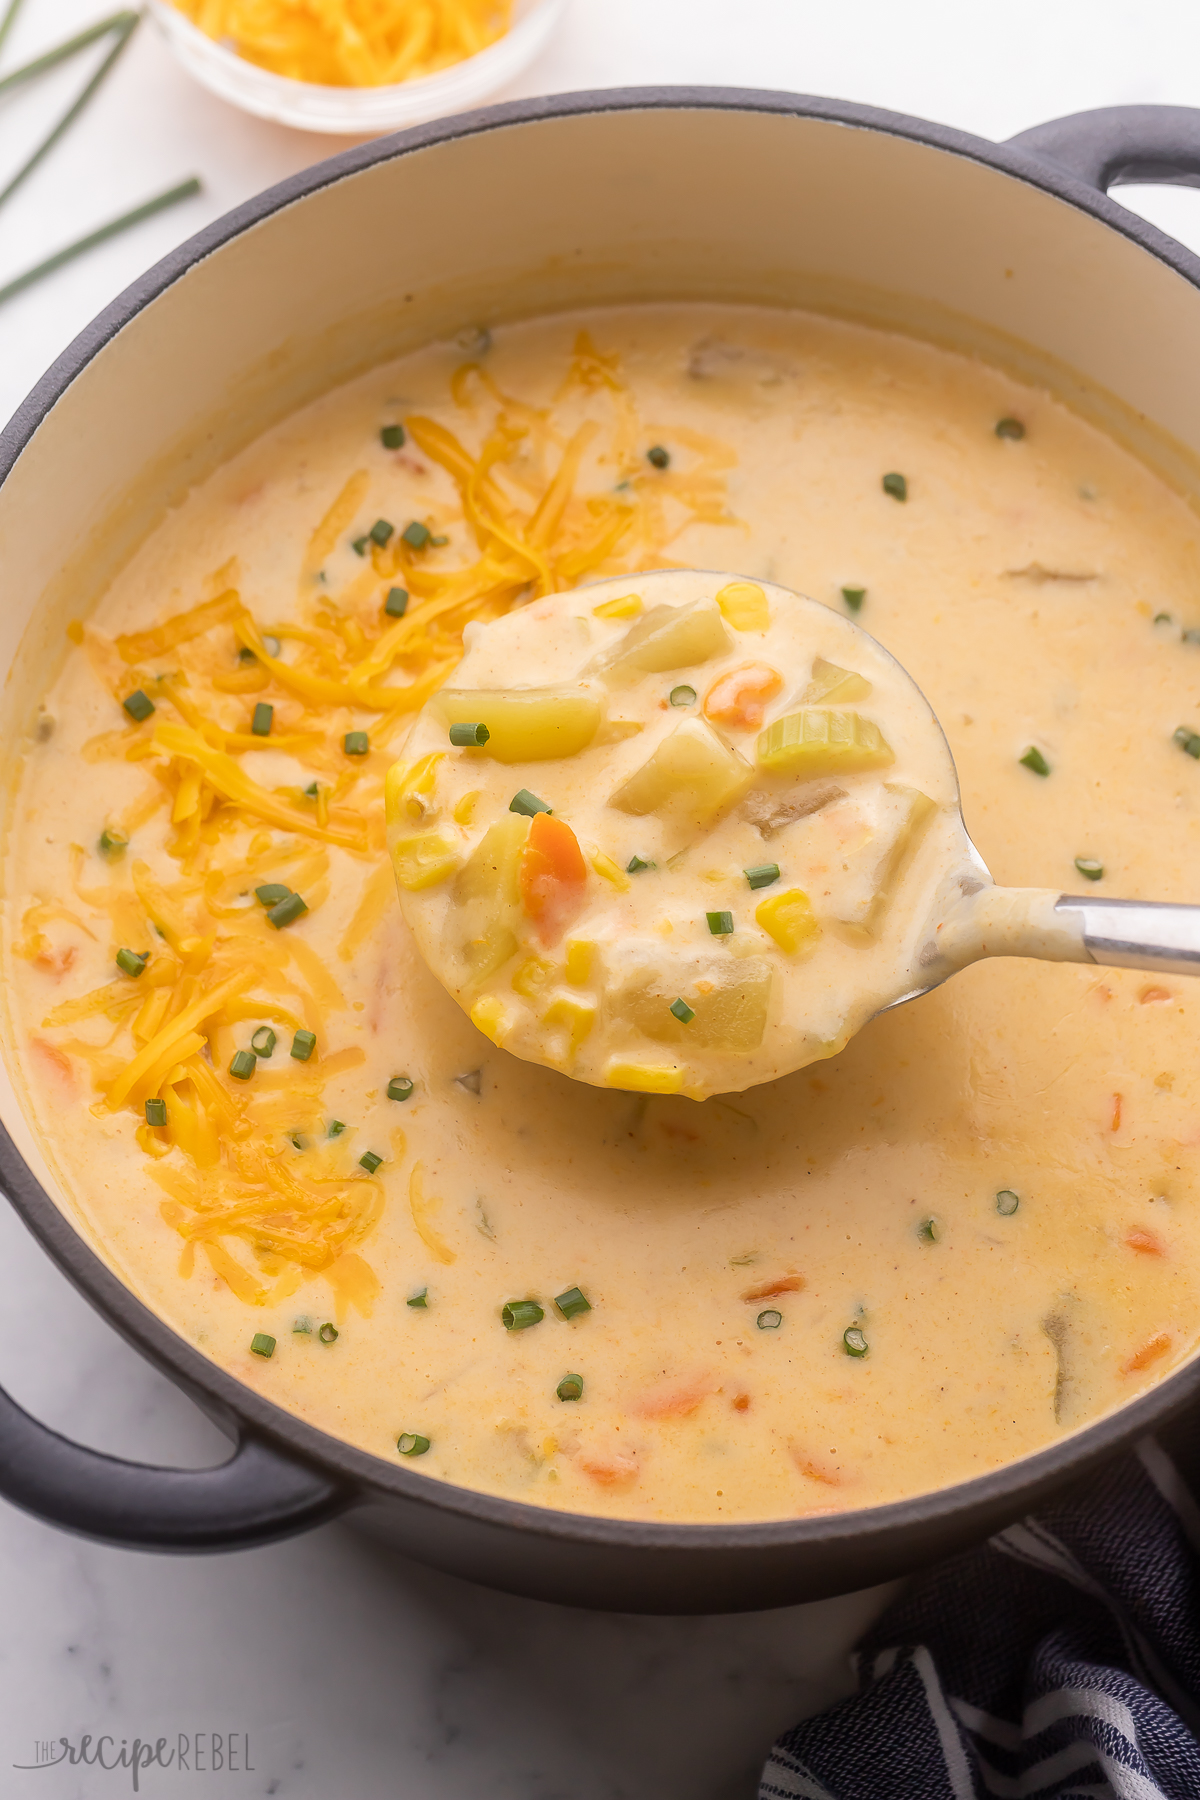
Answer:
150 0 564 133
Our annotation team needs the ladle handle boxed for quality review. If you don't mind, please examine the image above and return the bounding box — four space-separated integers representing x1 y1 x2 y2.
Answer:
1054 895 1200 977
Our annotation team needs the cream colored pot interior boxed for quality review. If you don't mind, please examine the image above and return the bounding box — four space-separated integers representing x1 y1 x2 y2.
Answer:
2 100 1199 1213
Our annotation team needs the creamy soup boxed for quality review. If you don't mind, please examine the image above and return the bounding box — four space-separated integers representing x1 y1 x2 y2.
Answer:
7 305 1200 1525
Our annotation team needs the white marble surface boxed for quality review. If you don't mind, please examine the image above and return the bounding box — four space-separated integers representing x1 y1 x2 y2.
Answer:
5 2 1200 1794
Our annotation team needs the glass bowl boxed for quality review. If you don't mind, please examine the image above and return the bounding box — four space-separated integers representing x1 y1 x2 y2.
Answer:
148 0 565 135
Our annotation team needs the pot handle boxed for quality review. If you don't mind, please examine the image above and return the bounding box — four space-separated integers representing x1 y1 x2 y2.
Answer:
0 1377 350 1550
1009 104 1200 194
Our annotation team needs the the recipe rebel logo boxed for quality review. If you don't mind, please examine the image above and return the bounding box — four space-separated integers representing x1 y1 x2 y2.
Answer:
14 1734 255 1790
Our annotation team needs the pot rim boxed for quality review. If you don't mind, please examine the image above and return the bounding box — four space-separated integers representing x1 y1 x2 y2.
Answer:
4 84 1199 1553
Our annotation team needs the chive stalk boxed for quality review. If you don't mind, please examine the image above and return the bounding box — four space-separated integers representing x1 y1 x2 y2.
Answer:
255 883 291 905
385 586 409 617
757 1309 783 1330
116 947 148 977
996 1189 1020 1216
402 521 432 550
670 997 696 1023
229 1049 256 1081
407 1288 428 1308
669 685 696 706
250 1027 276 1058
449 722 490 747
557 1373 584 1401
841 586 866 612
290 1029 316 1061
122 689 154 722
882 472 907 501
647 446 670 468
995 417 1026 440
99 826 128 858
250 1333 275 1358
369 518 394 546
266 892 308 929
1074 857 1104 881
381 425 405 449
388 1076 414 1102
706 910 734 935
318 1322 338 1344
510 788 551 816
343 730 369 756
843 1326 869 1357
626 854 655 873
502 1300 544 1330
1019 746 1050 776
397 1432 430 1455
144 1098 167 1127
359 1150 382 1174
744 863 780 890
250 702 273 737
554 1286 591 1319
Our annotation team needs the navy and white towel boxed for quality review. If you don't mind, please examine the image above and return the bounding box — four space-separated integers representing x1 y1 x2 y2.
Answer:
760 1441 1200 1799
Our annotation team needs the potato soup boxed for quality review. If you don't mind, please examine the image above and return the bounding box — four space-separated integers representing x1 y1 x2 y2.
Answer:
7 304 1200 1525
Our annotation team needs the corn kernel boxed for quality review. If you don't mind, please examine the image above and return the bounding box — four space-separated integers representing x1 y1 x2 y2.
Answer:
756 888 821 954
470 996 511 1044
564 940 595 985
512 956 554 998
716 581 770 631
543 993 596 1052
604 1059 685 1094
593 592 643 620
390 831 460 891
587 847 631 891
385 752 443 827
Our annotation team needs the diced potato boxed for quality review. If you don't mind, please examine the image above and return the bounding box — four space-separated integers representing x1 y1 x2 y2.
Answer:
391 830 461 891
715 581 770 631
756 709 895 776
604 1059 685 1094
565 940 595 984
619 959 772 1051
434 686 604 762
799 658 872 704
588 847 631 890
447 815 528 982
609 718 754 825
756 888 820 954
597 597 731 681
593 592 643 620
543 992 596 1053
470 996 513 1044
385 752 444 826
818 785 936 932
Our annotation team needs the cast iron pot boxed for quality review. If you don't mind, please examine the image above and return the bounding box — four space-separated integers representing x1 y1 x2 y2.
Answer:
2 91 1200 1614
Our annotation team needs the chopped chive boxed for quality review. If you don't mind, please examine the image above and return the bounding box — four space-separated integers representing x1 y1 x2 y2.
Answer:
843 1325 869 1357
557 1372 585 1401
757 1309 783 1330
707 910 734 935
430 534 449 547
293 1317 312 1334
407 1287 428 1308
1019 746 1051 777
318 1322 338 1344
397 1432 430 1456
250 1026 276 1058
388 1076 414 1102
238 644 258 662
289 1133 305 1151
917 1216 940 1242
996 1189 1020 1216
841 586 866 612
343 730 370 756
250 1333 276 1358
502 1300 544 1330
99 826 128 858
995 417 1026 440
144 1098 167 1127
449 721 490 747
510 788 551 817
381 424 405 450
384 586 409 617
122 689 154 722
554 1286 591 1319
402 520 432 550
626 854 655 873
1154 611 1174 626
670 997 696 1024
1176 726 1200 759
250 702 273 737
255 883 291 906
369 518 394 547
116 947 148 978
229 1049 257 1081
290 1029 316 1062
744 863 780 890
267 892 308 929
1075 857 1104 881
669 684 696 706
351 535 369 556
882 471 907 502
647 445 670 469
327 1120 346 1137
359 1150 383 1174
304 782 320 799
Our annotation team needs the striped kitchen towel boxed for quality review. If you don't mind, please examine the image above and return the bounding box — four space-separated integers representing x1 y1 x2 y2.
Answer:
760 1441 1200 1800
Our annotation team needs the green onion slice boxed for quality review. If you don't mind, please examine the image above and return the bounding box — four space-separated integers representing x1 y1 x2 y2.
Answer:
917 1216 940 1242
318 1322 338 1344
369 518 394 546
407 1288 428 1309
669 685 696 707
647 445 670 468
229 1049 256 1081
995 417 1026 440
1074 857 1104 881
251 701 273 736
343 730 369 756
116 947 148 978
996 1189 1020 1216
841 586 866 612
250 1026 276 1058
293 1317 312 1334
381 424 405 449
122 689 154 722
255 883 291 905
402 520 432 550
449 722 490 747
351 536 369 556
266 892 308 929
670 997 696 1023
626 854 655 873
250 1333 276 1358
397 1432 430 1456
744 863 780 890
554 1286 591 1319
388 1076 414 1102
99 827 128 857
327 1120 346 1138
502 1300 544 1331
359 1150 382 1174
843 1326 869 1357
144 1098 167 1127
757 1309 783 1330
509 788 551 817
706 910 734 935
557 1373 585 1401
1019 746 1050 776
1175 726 1200 759
385 586 409 617
290 1029 316 1062
882 472 907 502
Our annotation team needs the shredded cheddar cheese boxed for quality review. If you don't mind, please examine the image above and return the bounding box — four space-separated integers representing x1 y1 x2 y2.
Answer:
22 333 735 1307
172 0 513 87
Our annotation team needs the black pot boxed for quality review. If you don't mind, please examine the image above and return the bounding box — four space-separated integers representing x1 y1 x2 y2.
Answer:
3 90 1200 1614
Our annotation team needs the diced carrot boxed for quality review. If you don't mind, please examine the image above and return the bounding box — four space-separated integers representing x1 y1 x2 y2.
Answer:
518 813 587 945
791 1448 843 1486
742 1273 805 1302
578 1445 640 1487
703 662 783 730
1121 1332 1173 1375
632 1370 716 1419
1126 1227 1165 1256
